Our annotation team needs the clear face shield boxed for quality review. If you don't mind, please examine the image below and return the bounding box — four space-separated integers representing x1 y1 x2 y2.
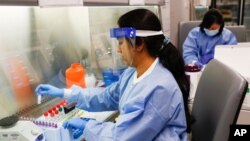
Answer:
109 27 165 69
110 27 136 70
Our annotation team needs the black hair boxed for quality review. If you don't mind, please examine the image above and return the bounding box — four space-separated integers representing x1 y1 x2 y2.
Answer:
118 8 191 132
200 8 224 36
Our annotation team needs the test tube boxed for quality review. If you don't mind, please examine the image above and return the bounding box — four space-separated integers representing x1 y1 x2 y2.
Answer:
43 112 48 121
54 110 59 121
37 94 42 104
58 107 64 119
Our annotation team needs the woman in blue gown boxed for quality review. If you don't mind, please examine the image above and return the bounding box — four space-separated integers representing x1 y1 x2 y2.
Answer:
183 9 237 67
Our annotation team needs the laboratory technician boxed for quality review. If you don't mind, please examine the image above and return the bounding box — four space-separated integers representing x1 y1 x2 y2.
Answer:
35 9 190 141
183 8 237 67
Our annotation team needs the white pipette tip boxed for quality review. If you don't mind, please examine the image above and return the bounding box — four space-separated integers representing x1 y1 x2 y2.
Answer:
37 94 42 104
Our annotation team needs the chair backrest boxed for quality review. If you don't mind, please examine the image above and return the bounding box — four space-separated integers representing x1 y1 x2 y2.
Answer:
225 25 246 42
178 21 247 54
191 59 248 141
178 21 200 54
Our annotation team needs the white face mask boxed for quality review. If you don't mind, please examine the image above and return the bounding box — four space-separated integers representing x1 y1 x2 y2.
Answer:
204 28 219 37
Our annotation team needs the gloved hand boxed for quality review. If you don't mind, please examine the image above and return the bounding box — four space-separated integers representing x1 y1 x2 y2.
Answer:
72 129 84 139
35 84 64 98
63 118 90 139
191 60 203 69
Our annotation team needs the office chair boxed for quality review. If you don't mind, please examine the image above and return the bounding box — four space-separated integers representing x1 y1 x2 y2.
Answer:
178 21 247 54
191 59 248 141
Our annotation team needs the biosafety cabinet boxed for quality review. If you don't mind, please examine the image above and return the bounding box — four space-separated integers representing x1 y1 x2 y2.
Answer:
0 0 171 117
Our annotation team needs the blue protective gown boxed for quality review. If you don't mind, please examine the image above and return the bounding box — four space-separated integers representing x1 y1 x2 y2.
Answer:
65 59 188 141
183 27 237 65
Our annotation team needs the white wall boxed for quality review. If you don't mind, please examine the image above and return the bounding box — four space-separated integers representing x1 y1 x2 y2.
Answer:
169 0 190 47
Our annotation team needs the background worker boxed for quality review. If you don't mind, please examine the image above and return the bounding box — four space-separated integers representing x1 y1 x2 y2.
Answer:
183 8 237 67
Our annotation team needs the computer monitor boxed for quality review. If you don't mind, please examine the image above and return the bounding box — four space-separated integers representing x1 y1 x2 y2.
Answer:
214 43 250 81
214 43 250 108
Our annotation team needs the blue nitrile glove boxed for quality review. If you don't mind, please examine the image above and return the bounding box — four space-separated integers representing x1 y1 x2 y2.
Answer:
63 118 91 139
35 84 64 98
194 62 203 70
72 129 83 139
191 60 203 70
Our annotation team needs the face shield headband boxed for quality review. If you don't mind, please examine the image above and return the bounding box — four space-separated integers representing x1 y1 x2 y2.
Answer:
110 27 164 38
110 27 166 47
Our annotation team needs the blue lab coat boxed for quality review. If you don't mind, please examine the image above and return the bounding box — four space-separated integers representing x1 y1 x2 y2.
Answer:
65 59 188 141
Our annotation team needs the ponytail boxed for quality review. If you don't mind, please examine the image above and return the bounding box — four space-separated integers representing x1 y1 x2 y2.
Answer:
159 41 191 133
